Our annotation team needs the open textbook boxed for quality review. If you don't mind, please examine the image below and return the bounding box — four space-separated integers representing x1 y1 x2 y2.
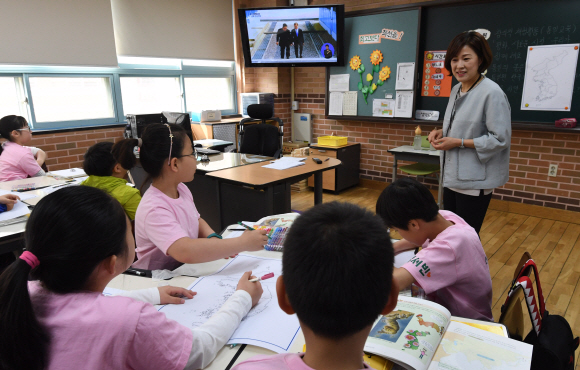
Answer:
365 296 532 370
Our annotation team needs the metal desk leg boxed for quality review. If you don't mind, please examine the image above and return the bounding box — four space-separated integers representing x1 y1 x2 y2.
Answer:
314 172 323 205
392 156 398 183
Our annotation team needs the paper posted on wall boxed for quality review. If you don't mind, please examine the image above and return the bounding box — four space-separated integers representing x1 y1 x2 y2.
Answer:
329 92 344 115
373 99 395 118
343 91 358 115
395 91 413 118
329 74 350 92
396 62 415 90
521 43 579 111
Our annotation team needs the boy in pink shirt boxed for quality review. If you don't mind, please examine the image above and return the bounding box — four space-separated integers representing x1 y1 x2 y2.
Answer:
233 202 399 370
0 115 46 182
376 178 493 321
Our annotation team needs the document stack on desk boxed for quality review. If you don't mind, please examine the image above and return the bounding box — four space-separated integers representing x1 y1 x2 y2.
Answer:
262 157 306 170
48 168 87 180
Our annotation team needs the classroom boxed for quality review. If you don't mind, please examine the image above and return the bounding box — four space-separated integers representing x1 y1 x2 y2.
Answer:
0 0 579 369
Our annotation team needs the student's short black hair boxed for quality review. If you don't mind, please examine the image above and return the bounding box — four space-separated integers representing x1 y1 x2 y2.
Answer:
83 139 139 177
376 178 439 230
83 142 115 176
282 201 394 339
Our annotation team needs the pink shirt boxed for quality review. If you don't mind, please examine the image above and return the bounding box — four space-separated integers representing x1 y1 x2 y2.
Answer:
402 210 493 321
133 182 200 270
28 281 192 370
233 353 373 370
0 141 42 181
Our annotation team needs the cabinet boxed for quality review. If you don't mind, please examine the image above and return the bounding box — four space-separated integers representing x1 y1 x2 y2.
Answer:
307 143 360 193
191 118 238 151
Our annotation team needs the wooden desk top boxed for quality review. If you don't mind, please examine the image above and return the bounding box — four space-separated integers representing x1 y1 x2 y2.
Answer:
206 156 341 186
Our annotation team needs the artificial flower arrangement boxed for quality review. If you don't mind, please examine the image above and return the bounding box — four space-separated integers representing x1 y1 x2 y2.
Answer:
349 50 391 104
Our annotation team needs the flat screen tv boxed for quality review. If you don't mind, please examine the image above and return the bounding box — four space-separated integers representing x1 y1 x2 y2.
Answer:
238 5 345 67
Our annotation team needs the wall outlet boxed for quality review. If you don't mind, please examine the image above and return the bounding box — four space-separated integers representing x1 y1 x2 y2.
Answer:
292 101 299 110
548 164 558 177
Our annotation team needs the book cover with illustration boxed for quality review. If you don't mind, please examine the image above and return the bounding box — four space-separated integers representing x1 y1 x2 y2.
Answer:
364 297 532 370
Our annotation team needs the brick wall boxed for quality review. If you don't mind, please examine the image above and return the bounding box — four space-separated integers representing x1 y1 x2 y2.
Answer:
236 0 580 213
27 127 125 171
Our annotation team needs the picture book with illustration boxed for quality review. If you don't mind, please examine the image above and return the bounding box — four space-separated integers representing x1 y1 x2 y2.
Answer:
364 296 533 370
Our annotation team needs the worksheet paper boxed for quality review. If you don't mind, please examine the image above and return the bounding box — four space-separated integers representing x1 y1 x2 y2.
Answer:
262 157 306 170
158 254 300 353
343 91 358 116
373 99 395 118
0 189 39 201
329 92 344 115
394 90 414 118
329 74 350 92
395 62 415 90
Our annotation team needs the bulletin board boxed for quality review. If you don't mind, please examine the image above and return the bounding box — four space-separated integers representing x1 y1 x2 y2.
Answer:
326 8 420 119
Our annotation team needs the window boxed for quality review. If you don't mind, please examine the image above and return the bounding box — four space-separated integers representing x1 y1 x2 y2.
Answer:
29 76 114 122
120 77 182 115
184 77 234 112
0 76 27 119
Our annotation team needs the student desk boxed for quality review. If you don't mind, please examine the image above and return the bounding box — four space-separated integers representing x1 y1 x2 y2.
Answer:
387 145 443 208
188 153 274 231
205 156 341 229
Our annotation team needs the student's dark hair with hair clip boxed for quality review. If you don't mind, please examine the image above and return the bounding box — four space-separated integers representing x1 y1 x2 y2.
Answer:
0 186 128 370
139 123 188 179
83 139 140 177
0 115 29 156
376 177 439 230
282 201 394 339
444 31 493 76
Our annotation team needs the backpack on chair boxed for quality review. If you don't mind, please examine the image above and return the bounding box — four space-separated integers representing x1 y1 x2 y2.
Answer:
499 254 579 370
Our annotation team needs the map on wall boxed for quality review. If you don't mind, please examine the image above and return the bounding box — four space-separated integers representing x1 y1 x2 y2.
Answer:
521 43 579 111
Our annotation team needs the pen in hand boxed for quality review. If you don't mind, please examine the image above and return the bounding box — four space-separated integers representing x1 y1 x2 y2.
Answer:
249 273 274 282
237 222 272 239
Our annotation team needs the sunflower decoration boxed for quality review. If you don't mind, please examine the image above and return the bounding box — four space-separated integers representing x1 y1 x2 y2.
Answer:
349 55 362 71
377 65 391 86
370 50 383 66
348 50 387 104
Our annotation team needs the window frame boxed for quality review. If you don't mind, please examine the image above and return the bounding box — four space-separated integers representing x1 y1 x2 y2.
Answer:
0 60 237 132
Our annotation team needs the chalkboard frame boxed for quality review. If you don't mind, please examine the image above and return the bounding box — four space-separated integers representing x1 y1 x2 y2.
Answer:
324 0 580 132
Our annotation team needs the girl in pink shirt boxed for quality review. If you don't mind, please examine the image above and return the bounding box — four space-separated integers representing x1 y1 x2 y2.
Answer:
0 115 47 182
133 123 268 270
0 186 263 370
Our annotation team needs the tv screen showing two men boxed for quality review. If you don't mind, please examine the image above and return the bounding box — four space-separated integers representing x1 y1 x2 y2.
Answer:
243 7 339 64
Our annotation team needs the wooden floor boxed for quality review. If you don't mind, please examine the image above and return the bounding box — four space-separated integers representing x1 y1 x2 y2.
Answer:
292 186 580 369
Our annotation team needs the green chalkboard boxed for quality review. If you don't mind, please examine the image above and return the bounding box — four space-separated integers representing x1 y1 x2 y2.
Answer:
327 8 420 118
418 0 580 124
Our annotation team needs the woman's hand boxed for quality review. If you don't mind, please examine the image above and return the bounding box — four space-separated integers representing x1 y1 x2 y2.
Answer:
157 286 196 305
431 137 461 151
428 129 443 143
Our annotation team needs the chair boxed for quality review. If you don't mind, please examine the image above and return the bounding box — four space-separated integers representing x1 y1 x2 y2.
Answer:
237 104 284 158
498 252 533 340
127 163 151 194
398 136 441 205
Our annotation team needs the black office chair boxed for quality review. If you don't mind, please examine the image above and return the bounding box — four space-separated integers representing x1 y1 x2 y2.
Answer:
237 104 284 158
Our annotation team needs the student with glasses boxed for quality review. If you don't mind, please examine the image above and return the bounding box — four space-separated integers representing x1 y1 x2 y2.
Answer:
132 123 269 271
0 115 47 182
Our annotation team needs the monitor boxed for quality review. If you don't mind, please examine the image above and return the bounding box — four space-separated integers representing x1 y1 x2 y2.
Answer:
238 5 345 68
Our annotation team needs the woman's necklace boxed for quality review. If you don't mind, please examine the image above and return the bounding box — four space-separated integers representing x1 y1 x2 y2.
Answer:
461 74 483 93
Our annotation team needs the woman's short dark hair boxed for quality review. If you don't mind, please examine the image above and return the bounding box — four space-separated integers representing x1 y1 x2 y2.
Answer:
444 31 493 76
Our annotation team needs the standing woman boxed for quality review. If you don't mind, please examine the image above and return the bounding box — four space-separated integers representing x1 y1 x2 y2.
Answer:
428 31 511 234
